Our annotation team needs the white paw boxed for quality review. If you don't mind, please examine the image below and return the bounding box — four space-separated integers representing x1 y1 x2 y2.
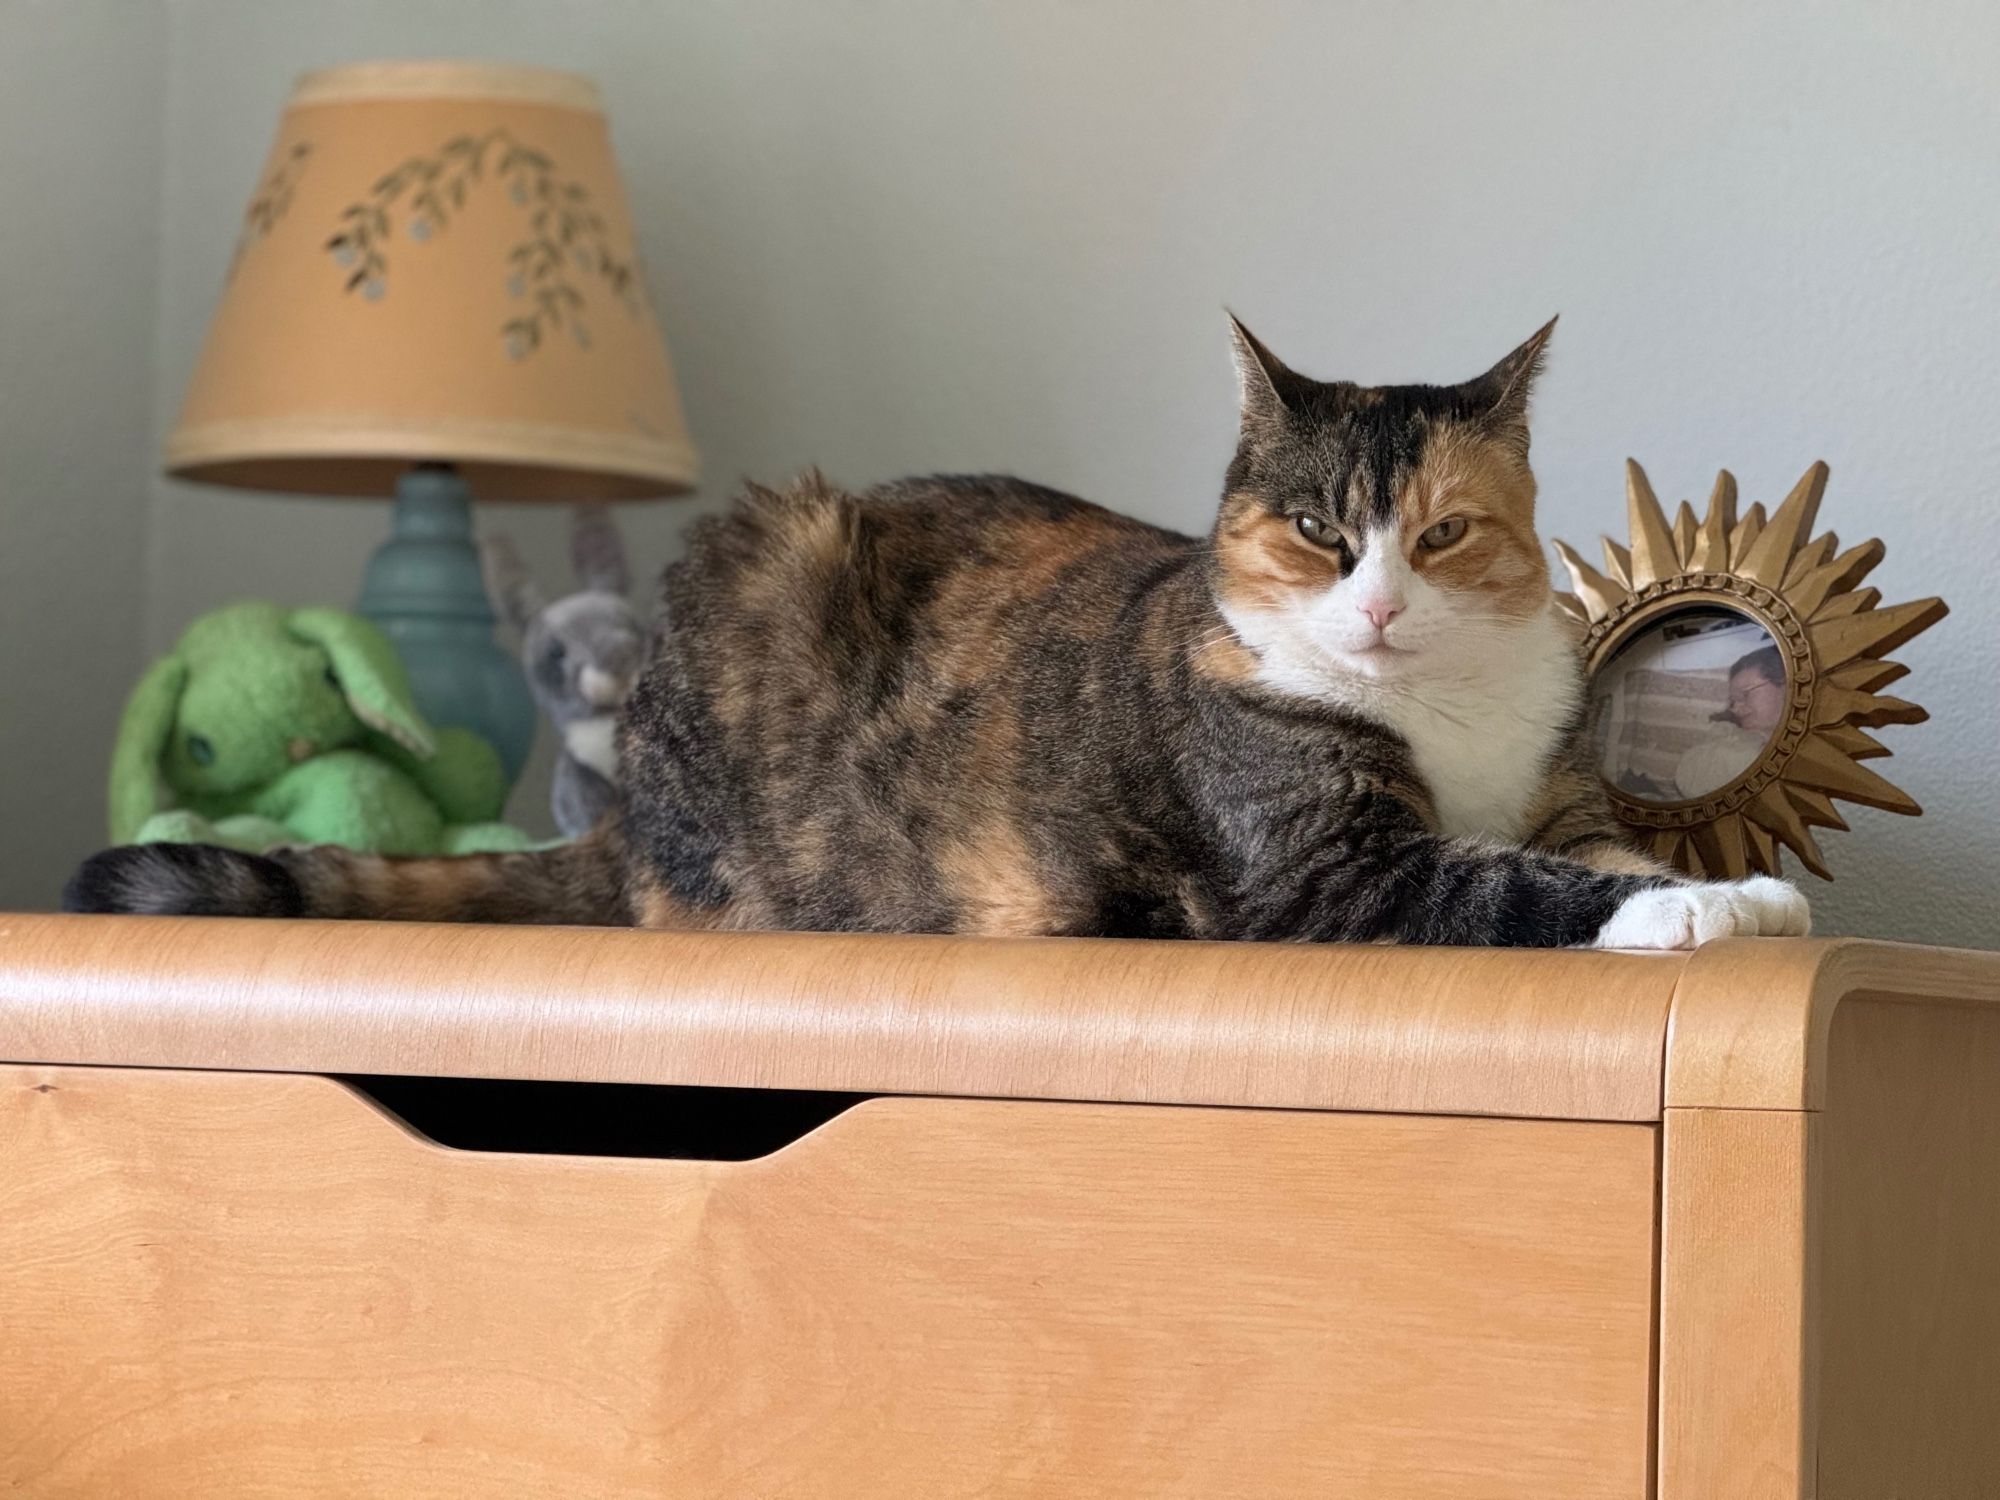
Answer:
1590 877 1810 951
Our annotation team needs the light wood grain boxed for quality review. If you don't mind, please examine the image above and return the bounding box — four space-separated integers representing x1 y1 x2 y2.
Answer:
1665 936 2000 1110
1818 998 2000 1498
1657 1105 1818 1500
10 915 2000 1493
0 913 1690 1121
0 1064 1659 1499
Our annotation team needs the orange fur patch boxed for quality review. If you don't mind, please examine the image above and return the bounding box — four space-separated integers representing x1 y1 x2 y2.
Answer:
1187 627 1260 685
928 513 1113 682
939 820 1053 936
389 858 500 922
630 870 728 931
1211 492 1344 613
1567 839 1673 878
1399 427 1548 619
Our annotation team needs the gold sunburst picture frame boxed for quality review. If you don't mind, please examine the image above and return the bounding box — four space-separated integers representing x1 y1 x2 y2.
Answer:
1555 460 1946 881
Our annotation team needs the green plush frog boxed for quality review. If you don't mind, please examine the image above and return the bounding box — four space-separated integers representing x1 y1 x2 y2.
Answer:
110 601 531 855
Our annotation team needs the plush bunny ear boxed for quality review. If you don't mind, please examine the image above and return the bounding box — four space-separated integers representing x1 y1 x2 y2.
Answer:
480 533 545 631
571 503 629 595
286 607 437 759
108 653 189 842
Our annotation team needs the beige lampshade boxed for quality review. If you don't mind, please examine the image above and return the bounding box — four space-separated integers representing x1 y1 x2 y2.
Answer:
166 61 698 501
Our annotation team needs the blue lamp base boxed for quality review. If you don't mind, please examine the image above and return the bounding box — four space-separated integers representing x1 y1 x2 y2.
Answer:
355 465 536 788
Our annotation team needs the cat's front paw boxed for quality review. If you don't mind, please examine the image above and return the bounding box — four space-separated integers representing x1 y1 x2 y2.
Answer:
1590 876 1810 951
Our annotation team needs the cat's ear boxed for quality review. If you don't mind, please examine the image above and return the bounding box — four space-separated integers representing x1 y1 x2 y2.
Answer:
1471 316 1558 448
1227 312 1296 433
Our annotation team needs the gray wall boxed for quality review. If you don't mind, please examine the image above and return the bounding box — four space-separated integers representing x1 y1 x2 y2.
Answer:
0 0 166 911
6 1 1997 944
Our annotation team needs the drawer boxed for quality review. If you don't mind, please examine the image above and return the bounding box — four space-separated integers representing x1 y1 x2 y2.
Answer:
1 1064 1658 1497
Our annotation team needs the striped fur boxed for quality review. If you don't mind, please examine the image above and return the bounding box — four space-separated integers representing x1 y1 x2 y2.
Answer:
66 826 627 926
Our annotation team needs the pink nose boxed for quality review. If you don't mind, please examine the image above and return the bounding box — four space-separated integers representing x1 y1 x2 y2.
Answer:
1360 602 1404 631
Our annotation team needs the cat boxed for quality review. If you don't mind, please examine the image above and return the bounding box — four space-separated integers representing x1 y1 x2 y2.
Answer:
66 318 1806 950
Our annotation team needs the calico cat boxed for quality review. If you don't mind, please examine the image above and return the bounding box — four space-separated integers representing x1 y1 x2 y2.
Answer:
67 319 1806 949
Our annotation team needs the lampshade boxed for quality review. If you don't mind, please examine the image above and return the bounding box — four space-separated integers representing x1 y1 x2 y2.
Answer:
165 61 698 501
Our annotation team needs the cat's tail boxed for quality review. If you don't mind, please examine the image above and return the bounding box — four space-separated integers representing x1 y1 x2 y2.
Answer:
61 822 630 926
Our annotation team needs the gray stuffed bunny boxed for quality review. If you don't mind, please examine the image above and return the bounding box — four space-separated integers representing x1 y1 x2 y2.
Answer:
481 505 647 839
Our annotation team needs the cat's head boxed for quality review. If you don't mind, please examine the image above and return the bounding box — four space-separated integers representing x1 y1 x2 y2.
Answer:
1210 318 1558 691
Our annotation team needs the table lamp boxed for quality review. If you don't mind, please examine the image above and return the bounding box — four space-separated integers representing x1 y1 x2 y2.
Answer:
163 61 698 786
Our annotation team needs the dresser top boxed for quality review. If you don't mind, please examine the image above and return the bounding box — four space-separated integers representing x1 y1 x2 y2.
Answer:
2 914 1994 1120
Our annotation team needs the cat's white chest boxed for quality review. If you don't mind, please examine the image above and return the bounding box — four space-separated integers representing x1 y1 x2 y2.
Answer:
1378 680 1567 841
1373 620 1581 842
1219 597 1586 842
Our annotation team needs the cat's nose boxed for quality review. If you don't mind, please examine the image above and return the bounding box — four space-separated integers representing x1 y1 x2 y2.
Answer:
1359 601 1404 631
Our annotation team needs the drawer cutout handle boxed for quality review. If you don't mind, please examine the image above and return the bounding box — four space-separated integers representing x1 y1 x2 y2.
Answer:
342 1074 873 1161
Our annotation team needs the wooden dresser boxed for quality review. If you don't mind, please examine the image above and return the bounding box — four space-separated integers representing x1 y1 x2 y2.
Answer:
2 914 1996 1497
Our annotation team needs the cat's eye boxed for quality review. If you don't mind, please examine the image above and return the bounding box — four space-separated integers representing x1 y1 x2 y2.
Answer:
1420 517 1468 550
1294 514 1346 552
186 734 214 767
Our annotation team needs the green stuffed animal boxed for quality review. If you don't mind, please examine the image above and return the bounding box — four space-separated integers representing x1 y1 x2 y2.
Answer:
111 601 533 856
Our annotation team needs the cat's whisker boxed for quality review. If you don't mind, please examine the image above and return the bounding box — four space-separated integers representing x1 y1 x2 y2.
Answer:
1183 624 1247 664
